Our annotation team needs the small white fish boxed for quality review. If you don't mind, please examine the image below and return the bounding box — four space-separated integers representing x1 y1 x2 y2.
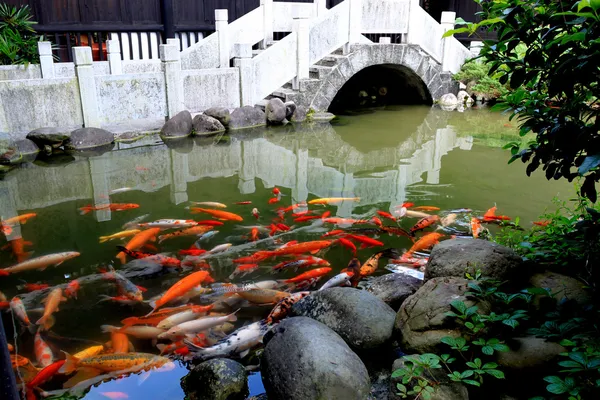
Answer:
157 308 211 330
191 202 227 208
319 272 353 291
101 325 165 339
122 214 151 230
441 213 457 227
159 311 238 339
138 219 198 230
207 243 232 254
2 252 80 274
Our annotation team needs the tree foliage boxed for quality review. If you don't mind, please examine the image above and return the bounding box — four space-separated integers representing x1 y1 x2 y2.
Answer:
446 0 600 201
0 3 40 65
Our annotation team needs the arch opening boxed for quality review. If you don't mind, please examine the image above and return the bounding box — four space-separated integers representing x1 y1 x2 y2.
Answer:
328 64 433 114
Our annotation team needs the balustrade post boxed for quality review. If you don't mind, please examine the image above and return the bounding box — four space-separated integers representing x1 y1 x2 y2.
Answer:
441 11 456 71
38 41 54 79
260 0 273 50
160 41 183 118
292 18 310 91
344 0 362 54
315 0 327 16
470 41 484 57
233 43 254 106
107 39 122 75
215 9 230 68
73 46 100 127
406 0 420 44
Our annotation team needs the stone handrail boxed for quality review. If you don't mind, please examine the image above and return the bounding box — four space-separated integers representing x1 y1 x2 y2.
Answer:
360 0 410 34
308 0 350 65
407 2 444 62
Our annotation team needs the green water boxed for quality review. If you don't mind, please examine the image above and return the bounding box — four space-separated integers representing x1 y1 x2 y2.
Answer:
0 106 570 399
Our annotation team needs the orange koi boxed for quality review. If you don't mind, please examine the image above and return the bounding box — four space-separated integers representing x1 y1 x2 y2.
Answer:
189 208 243 221
321 211 331 219
1 224 12 236
377 211 396 221
321 229 345 238
533 220 551 227
284 267 332 283
229 264 259 279
158 225 213 243
405 232 444 256
196 220 225 226
337 237 357 255
346 234 384 248
410 215 440 234
471 218 483 238
27 359 65 389
60 352 170 375
179 248 207 257
401 202 414 208
266 292 310 324
117 246 181 268
34 331 54 368
294 215 321 222
148 271 212 313
79 203 139 215
250 228 259 242
2 213 37 226
24 283 49 292
36 288 66 330
272 187 281 195
268 197 280 204
116 228 160 264
483 206 497 219
412 206 440 211
255 240 332 259
111 331 130 354
65 279 80 299
322 217 369 225
1 238 33 263
371 217 383 227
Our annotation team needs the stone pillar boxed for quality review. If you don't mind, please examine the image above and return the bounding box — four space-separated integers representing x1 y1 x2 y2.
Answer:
470 41 484 57
441 11 456 72
160 41 183 119
107 39 122 75
88 155 111 222
406 0 420 45
73 46 101 127
238 141 257 194
38 41 54 79
233 43 254 106
293 147 309 206
315 0 327 16
292 18 310 91
260 0 273 50
344 0 362 54
169 149 189 205
216 9 230 68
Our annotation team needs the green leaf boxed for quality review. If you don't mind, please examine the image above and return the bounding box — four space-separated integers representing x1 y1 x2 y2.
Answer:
485 369 505 379
544 376 563 384
461 370 475 378
482 346 494 355
578 155 600 175
547 383 569 395
396 383 407 393
477 17 505 26
442 27 471 38
463 380 481 387
558 360 584 369
391 370 404 378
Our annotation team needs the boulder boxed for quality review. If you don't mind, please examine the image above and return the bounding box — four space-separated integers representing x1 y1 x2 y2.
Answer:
160 110 193 139
229 106 266 130
262 317 370 400
439 93 458 106
265 98 287 125
395 277 490 353
457 90 473 105
181 358 248 400
497 337 565 370
15 139 40 156
291 287 395 349
391 357 469 400
291 106 307 123
365 273 423 310
64 128 115 150
284 101 297 120
529 271 591 307
204 107 231 128
26 127 71 148
425 239 523 282
192 114 225 136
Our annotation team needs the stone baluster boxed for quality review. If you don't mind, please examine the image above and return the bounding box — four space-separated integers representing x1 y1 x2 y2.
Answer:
38 41 54 79
73 46 101 127
292 18 310 91
160 40 183 119
216 9 230 68
233 43 254 106
406 0 420 45
260 0 273 50
441 11 456 71
107 39 122 75
344 0 362 54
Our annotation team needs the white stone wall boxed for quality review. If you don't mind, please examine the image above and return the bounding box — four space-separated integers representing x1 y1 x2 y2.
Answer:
182 68 241 112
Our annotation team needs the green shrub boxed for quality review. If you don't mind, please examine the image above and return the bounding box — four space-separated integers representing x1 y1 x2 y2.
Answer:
453 62 507 99
0 3 41 65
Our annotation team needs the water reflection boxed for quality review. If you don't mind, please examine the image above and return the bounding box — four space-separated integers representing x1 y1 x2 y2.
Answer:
0 107 472 227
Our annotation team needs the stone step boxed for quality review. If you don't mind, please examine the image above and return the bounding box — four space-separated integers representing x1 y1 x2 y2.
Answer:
309 65 334 80
272 87 298 102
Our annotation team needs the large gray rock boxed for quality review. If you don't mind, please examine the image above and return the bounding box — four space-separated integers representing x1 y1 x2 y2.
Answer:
262 317 370 400
291 105 307 123
265 98 287 125
365 273 423 311
64 128 114 150
204 107 231 128
497 337 565 370
529 271 591 307
26 127 71 148
229 106 266 130
391 357 469 400
438 93 458 106
291 287 395 349
425 239 523 282
160 110 193 139
181 358 248 400
396 277 490 353
192 114 225 136
457 90 473 105
15 139 40 156
284 101 297 120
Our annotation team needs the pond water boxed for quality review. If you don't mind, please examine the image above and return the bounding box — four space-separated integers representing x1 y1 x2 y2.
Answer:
0 106 571 399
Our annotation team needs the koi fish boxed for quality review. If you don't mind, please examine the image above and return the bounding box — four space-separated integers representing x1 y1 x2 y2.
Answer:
229 264 259 279
371 217 383 227
483 206 497 219
2 238 33 263
321 229 345 238
308 197 360 205
2 252 80 275
253 240 332 260
294 215 321 222
377 211 396 221
35 331 54 368
23 283 49 292
346 234 384 248
206 243 232 255
272 256 330 272
191 201 227 208
27 359 65 389
116 228 160 264
179 249 207 257
99 229 141 243
121 305 200 327
337 237 357 255
138 219 198 229
405 210 431 219
249 227 259 242
189 208 243 221
266 292 310 324
380 225 411 238
320 272 353 291
98 295 140 306
238 289 290 304
37 288 66 330
121 214 150 230
441 213 457 227
412 206 440 211
156 305 215 330
60 352 171 374
236 201 252 205
405 232 444 256
79 204 139 215
73 345 105 359
1 213 37 226
283 267 332 283
158 225 212 244
402 202 415 208
322 217 370 225
196 220 225 226
252 208 260 219
10 297 32 328
410 215 440 235
148 270 212 313
65 279 80 299
391 255 429 268
471 218 483 238
101 325 165 340
1 224 12 236
272 187 281 195
158 311 238 340
483 215 511 221
106 265 145 302
533 220 551 227
268 197 280 204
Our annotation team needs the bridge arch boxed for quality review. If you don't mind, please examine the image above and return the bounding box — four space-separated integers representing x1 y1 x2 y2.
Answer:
304 44 456 112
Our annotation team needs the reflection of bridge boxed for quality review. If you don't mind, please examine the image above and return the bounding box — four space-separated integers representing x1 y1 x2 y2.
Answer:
0 108 472 235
